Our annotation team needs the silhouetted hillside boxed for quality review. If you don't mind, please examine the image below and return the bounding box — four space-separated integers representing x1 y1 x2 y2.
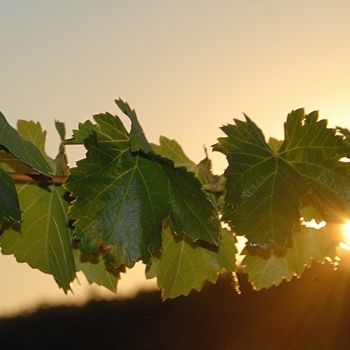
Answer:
2 255 350 350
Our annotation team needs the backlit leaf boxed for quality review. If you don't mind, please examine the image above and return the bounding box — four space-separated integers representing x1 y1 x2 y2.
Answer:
64 120 95 145
0 121 75 292
214 109 350 247
152 136 198 173
65 110 220 266
152 137 224 197
74 250 118 292
0 112 52 175
147 224 237 299
243 226 339 290
115 98 152 153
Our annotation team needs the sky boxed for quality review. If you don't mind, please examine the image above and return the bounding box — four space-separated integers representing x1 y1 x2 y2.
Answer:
1 0 350 315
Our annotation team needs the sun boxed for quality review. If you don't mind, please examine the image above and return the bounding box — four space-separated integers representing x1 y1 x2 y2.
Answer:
339 221 350 251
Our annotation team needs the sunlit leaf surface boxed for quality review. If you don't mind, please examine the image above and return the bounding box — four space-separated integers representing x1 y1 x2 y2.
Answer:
0 121 75 292
74 250 118 292
214 109 350 247
147 225 236 299
65 106 220 267
243 226 339 290
0 112 52 175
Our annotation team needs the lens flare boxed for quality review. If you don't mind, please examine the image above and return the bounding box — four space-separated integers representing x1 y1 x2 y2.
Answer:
339 222 350 251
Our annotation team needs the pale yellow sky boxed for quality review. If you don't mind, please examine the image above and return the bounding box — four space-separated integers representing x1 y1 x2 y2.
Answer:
1 0 350 315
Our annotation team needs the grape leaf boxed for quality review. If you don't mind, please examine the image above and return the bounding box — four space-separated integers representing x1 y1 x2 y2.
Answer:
0 121 75 292
0 119 49 225
268 137 282 153
55 120 66 142
300 202 325 223
0 119 46 173
147 224 237 300
339 127 350 138
338 127 350 160
214 109 350 247
65 111 220 266
0 151 32 174
73 250 118 292
64 120 95 145
243 226 339 290
115 98 152 153
0 181 76 292
52 121 70 176
0 112 52 175
16 120 47 155
0 168 20 224
151 136 198 173
152 137 224 197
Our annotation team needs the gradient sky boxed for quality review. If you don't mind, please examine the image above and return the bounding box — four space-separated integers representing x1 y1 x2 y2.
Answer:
2 0 350 315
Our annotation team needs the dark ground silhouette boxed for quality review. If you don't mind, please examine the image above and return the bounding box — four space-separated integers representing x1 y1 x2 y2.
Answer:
2 254 350 350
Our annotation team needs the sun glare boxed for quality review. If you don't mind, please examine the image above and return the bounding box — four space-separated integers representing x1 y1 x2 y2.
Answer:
339 222 350 251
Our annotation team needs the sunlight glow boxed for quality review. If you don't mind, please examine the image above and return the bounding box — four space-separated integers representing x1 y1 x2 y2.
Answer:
302 219 326 229
339 222 350 251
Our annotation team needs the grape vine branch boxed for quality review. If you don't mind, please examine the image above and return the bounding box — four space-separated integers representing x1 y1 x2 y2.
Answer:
0 99 349 299
8 173 66 185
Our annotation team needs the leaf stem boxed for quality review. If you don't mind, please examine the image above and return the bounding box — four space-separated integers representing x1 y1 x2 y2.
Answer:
8 173 67 185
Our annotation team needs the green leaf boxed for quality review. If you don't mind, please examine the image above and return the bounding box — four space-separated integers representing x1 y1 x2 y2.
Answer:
0 121 75 292
0 151 30 173
268 137 283 153
300 202 325 223
0 112 52 175
152 137 222 193
74 250 118 292
0 119 52 174
151 136 198 173
243 226 339 290
0 182 75 292
54 121 69 176
55 120 66 141
115 98 152 153
147 224 236 300
217 229 238 272
337 127 350 160
65 112 220 266
0 168 21 223
64 120 95 145
339 127 350 139
16 120 47 155
214 109 350 247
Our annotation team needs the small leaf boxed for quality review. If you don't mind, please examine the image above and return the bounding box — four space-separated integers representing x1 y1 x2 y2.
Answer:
268 137 283 153
243 226 339 290
54 121 69 176
115 98 152 153
217 229 238 272
152 136 221 194
55 120 66 141
147 225 237 300
0 112 52 175
74 250 118 292
300 202 325 223
17 120 46 155
64 120 95 145
152 136 198 173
